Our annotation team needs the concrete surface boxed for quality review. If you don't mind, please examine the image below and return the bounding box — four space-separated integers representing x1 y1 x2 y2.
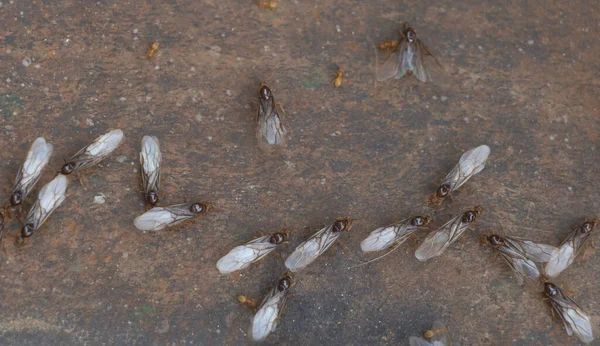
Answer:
0 0 598 345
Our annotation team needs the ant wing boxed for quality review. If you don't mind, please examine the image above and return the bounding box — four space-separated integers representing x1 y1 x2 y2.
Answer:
376 40 410 81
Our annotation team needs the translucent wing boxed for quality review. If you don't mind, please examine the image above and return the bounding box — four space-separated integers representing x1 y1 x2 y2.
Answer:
85 129 124 156
545 224 592 278
257 110 287 152
415 215 466 261
516 239 557 262
133 203 197 231
493 236 556 281
409 337 433 346
416 40 447 84
361 218 416 252
66 129 124 172
411 42 432 83
216 235 277 274
12 137 54 200
441 145 490 192
256 89 287 153
285 224 341 272
545 244 575 278
499 253 541 281
396 40 414 79
376 40 408 82
549 288 594 344
361 226 402 252
251 287 288 342
140 136 162 201
455 145 490 186
24 174 68 232
562 307 594 343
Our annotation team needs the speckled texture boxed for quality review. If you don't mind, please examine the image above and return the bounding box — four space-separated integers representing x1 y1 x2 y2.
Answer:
0 0 598 345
